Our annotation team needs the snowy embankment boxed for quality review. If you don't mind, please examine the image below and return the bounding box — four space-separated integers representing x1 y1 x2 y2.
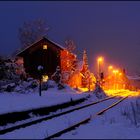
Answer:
59 96 140 139
0 87 89 115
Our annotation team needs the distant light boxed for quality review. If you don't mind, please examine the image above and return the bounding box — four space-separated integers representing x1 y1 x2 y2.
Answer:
108 65 113 70
113 69 119 74
113 70 116 73
119 73 122 76
43 45 47 50
97 56 103 62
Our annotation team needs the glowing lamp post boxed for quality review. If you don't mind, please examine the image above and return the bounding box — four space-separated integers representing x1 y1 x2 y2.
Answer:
37 65 44 96
108 65 113 70
97 56 104 84
108 65 113 75
113 69 119 90
107 65 113 89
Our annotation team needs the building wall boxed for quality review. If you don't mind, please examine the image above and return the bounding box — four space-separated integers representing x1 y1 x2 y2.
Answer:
20 39 61 79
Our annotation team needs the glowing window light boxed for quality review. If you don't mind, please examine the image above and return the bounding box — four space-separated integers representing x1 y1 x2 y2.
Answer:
42 75 48 82
43 45 47 50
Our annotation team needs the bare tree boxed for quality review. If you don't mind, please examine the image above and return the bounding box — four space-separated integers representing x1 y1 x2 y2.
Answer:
18 19 49 48
65 39 76 53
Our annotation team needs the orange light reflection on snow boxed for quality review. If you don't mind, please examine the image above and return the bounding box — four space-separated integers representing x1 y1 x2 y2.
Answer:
78 87 89 92
105 89 140 97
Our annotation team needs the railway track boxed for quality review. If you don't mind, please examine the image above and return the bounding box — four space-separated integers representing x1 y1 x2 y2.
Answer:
0 95 119 135
0 91 127 139
45 96 128 139
0 96 88 126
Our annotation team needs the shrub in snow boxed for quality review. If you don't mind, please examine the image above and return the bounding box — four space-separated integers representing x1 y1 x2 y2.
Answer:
5 85 15 92
27 80 38 89
51 66 65 90
0 80 15 87
0 57 9 80
26 77 34 82
51 66 61 83
12 79 38 93
3 83 16 92
57 83 65 90
46 80 56 88
93 83 107 99
20 79 39 91
14 85 23 93
0 57 27 91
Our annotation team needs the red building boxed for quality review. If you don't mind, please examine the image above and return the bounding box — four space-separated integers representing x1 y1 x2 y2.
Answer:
17 37 66 79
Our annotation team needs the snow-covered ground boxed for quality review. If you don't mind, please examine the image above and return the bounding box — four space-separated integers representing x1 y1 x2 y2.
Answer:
59 97 140 139
0 97 119 139
1 82 140 139
0 86 89 115
1 95 139 139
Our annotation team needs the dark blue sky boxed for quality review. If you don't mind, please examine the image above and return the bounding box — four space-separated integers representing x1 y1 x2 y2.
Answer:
0 1 140 75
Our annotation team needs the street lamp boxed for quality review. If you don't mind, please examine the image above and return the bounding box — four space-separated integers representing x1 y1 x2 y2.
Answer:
37 65 44 96
97 57 103 79
108 65 113 77
107 65 113 89
113 69 119 90
108 65 113 73
97 56 104 86
108 65 113 70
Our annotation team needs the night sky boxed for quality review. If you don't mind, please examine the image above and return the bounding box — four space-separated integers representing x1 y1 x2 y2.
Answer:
0 1 140 75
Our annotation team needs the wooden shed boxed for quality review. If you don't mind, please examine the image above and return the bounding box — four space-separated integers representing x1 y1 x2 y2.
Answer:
16 37 64 79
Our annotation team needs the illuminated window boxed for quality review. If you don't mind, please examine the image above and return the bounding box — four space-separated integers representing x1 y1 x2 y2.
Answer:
42 75 48 82
43 45 47 50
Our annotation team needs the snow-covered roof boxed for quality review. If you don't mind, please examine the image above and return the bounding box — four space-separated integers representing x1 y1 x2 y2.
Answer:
47 38 65 50
16 36 65 56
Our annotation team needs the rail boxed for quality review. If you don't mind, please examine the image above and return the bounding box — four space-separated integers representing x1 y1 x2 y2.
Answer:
0 96 117 135
45 96 128 139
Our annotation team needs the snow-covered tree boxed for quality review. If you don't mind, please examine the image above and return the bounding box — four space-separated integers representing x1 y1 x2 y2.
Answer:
18 19 49 49
61 40 78 84
82 50 88 70
0 56 8 80
81 50 90 87
14 57 27 80
80 50 96 90
51 66 64 89
51 66 61 83
0 57 26 81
